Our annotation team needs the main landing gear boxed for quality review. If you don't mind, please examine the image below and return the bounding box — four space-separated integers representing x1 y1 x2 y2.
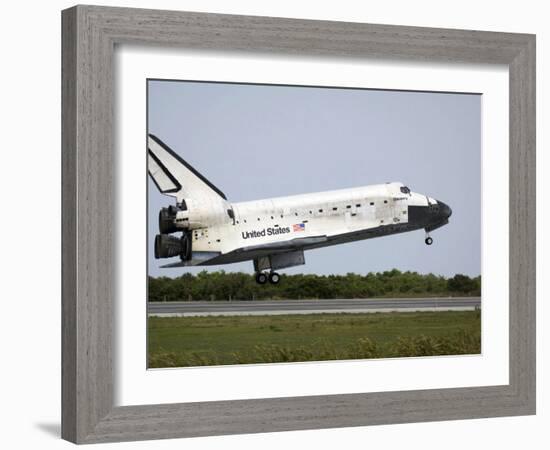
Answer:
255 271 281 285
425 234 433 245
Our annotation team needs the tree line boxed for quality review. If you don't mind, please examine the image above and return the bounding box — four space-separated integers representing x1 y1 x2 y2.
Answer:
148 270 481 301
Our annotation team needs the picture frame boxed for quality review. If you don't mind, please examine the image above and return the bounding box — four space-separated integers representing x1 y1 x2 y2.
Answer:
61 4 535 444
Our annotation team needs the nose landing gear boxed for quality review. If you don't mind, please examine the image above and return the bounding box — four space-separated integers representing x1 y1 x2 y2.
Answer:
425 235 433 245
255 271 281 284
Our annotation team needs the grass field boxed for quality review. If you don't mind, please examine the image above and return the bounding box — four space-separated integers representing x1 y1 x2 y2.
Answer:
148 310 481 368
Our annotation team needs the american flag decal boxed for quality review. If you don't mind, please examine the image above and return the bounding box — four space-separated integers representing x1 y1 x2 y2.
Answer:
293 223 305 232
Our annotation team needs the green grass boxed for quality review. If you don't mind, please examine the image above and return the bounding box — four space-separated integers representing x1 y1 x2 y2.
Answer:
147 310 481 368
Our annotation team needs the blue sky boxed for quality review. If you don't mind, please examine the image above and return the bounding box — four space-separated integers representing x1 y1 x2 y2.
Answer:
147 80 481 278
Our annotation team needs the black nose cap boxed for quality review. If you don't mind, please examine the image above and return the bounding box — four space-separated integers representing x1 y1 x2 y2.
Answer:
437 201 452 219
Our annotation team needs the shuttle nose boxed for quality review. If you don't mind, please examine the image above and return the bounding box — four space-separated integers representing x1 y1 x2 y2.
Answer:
407 197 452 233
437 200 452 219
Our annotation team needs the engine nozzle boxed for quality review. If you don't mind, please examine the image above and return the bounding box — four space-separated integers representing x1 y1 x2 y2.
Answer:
154 233 192 260
158 206 180 234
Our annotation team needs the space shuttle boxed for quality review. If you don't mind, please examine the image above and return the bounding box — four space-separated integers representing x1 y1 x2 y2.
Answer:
148 134 452 284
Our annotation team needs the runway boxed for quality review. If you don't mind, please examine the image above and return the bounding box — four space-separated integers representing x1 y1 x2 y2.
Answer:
147 297 480 317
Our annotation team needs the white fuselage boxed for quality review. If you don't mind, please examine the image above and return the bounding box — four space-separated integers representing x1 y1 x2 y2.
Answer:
148 134 451 275
189 182 434 255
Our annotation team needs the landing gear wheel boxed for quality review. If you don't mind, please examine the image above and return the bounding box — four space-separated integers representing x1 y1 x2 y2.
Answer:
255 272 268 284
268 272 281 285
425 236 433 245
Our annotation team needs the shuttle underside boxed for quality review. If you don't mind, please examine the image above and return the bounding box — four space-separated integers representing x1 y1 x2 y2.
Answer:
148 134 452 284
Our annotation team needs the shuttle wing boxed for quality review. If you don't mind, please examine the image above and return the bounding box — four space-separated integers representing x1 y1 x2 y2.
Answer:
148 134 227 203
160 236 328 267
215 235 328 265
160 251 222 268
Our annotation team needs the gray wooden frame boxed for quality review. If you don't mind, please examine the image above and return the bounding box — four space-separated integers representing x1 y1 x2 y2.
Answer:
62 5 536 444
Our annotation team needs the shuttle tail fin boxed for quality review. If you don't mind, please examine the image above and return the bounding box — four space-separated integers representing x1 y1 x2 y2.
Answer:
147 134 227 203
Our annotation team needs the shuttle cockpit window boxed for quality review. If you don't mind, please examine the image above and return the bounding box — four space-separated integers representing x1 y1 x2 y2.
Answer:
400 186 411 194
